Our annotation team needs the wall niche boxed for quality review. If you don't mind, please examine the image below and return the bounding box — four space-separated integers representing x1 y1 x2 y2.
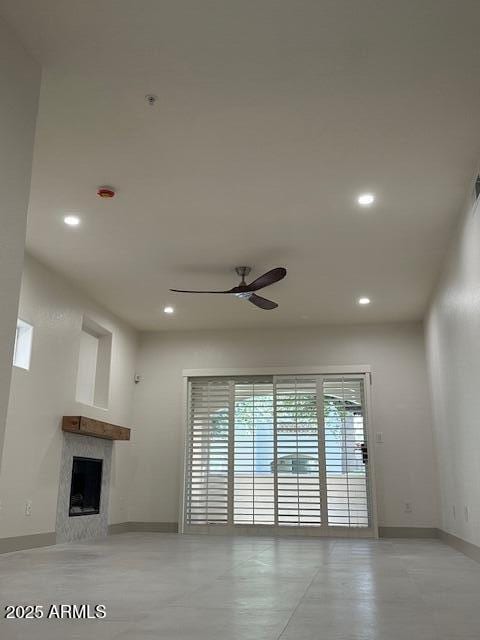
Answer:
75 317 112 409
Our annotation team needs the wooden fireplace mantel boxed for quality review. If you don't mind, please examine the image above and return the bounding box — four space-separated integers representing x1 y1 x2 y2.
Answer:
62 416 131 441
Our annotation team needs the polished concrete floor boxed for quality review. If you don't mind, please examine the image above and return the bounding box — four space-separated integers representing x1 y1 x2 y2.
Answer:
0 533 479 639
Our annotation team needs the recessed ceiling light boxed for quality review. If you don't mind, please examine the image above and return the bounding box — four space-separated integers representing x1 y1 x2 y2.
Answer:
63 215 80 226
357 193 375 207
164 306 174 314
358 297 371 305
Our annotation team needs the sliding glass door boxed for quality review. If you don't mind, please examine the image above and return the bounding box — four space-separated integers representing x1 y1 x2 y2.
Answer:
184 374 373 535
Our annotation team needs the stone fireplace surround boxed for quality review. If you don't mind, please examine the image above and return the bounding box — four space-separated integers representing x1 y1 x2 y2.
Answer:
56 432 112 543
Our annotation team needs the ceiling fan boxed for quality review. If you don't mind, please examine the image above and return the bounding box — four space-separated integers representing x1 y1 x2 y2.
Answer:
170 266 287 310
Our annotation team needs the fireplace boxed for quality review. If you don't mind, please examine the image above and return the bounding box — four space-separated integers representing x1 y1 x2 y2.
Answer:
69 456 103 517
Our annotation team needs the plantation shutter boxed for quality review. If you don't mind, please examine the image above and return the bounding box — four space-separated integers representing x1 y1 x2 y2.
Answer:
234 378 274 524
185 373 371 533
274 377 324 526
324 377 369 527
185 378 231 525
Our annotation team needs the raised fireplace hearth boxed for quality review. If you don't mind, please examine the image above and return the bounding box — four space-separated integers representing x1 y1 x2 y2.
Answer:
69 456 103 517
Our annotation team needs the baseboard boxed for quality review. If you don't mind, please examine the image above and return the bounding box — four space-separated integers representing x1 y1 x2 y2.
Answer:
0 532 56 554
129 521 178 533
108 522 179 534
438 529 480 563
107 522 132 535
379 526 439 539
116 524 433 538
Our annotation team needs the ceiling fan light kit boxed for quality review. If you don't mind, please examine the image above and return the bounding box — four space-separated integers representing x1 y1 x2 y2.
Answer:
170 266 286 310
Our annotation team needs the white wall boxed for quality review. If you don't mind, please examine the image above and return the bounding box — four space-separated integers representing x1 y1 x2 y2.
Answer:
131 323 437 529
0 17 40 471
426 187 480 547
0 255 138 539
76 330 99 406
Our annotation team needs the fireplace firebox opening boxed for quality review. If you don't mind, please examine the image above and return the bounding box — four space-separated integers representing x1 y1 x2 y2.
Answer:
69 456 103 517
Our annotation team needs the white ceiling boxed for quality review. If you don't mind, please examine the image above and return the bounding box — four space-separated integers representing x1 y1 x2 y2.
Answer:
2 0 480 330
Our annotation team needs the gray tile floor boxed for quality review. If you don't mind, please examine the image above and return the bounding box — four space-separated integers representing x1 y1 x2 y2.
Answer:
0 533 479 639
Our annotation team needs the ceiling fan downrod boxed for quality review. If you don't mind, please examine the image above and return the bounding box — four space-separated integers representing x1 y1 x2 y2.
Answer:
234 266 252 298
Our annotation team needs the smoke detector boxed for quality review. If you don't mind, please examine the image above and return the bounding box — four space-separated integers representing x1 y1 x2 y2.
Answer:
97 187 116 199
145 94 158 106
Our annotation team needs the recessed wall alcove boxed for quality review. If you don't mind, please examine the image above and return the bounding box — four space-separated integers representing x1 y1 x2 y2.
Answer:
75 317 112 409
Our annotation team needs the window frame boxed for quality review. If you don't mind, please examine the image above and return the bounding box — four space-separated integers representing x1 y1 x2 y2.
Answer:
13 318 34 370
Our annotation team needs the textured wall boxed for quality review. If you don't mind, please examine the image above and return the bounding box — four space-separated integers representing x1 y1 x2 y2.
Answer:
0 255 138 540
131 323 437 529
426 186 480 547
0 17 40 473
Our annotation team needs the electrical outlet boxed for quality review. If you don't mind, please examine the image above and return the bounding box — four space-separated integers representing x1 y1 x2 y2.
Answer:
453 505 456 520
464 506 469 522
375 432 383 443
25 500 32 516
404 501 412 514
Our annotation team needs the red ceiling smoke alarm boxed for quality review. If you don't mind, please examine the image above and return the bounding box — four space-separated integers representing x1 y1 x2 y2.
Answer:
97 186 116 199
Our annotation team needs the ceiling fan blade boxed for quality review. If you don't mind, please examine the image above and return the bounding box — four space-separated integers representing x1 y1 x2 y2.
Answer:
248 293 278 310
245 267 287 292
170 288 235 294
